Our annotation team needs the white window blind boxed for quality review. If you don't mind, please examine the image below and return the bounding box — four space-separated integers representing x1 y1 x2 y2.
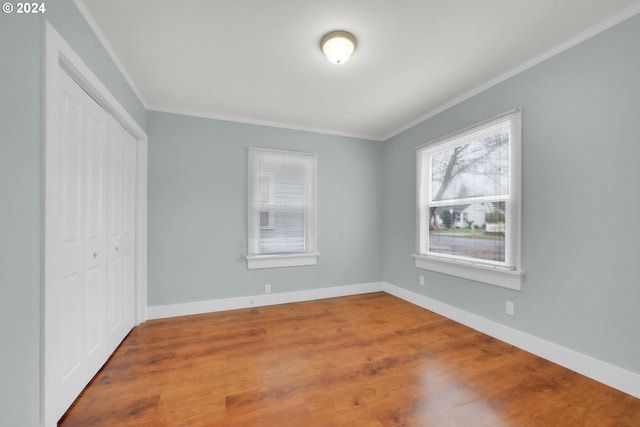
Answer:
247 148 317 269
415 109 523 289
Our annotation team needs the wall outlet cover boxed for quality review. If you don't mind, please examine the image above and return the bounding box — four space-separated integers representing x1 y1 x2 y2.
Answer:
506 301 515 316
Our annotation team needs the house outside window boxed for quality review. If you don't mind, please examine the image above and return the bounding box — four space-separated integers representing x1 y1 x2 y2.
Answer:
414 109 523 289
247 148 318 269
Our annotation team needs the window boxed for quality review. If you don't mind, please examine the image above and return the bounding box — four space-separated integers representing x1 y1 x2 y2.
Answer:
247 148 318 269
415 109 523 289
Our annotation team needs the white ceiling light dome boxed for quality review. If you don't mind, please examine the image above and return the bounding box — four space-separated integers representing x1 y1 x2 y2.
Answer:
320 30 357 64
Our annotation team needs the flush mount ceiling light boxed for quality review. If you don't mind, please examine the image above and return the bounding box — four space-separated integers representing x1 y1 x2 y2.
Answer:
320 30 357 64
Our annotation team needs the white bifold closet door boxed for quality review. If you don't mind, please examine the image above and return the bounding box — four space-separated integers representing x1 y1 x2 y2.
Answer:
47 69 137 422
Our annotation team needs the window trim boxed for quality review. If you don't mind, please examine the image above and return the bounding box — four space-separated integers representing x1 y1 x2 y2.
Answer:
247 252 319 269
413 255 523 290
414 108 523 290
247 147 318 269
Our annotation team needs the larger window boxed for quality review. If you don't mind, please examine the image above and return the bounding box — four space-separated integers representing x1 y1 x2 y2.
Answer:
415 109 523 289
247 148 318 269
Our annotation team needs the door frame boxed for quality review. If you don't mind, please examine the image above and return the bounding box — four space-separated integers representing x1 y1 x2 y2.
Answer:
42 21 148 427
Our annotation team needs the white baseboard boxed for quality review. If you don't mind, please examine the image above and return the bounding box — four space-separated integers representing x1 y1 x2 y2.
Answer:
146 282 384 320
382 282 640 400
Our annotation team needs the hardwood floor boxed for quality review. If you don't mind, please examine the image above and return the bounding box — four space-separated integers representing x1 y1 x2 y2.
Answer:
59 292 640 426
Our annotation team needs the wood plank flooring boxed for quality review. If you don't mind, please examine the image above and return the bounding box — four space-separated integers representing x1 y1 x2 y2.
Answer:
59 292 640 426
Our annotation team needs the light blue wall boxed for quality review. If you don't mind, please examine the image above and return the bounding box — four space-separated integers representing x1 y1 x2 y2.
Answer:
147 111 382 305
382 14 640 374
0 1 145 425
0 11 41 427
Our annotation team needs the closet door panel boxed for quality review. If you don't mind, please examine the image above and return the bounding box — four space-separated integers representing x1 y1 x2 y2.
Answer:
57 83 84 380
82 88 109 356
121 128 137 332
51 70 109 416
107 118 124 344
107 117 137 350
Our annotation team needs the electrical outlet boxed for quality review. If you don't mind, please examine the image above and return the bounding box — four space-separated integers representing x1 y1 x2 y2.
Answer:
265 284 271 294
505 301 515 316
419 275 424 286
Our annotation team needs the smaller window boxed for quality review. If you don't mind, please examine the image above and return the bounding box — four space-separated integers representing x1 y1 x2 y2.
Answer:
247 148 318 269
414 109 523 289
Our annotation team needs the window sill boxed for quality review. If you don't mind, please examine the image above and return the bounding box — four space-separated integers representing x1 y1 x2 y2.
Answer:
413 254 523 290
247 252 319 269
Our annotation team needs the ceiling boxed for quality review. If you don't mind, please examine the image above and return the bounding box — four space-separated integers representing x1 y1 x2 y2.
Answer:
77 0 640 140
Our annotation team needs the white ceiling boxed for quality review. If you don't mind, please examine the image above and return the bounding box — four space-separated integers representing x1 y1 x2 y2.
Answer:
77 0 640 140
